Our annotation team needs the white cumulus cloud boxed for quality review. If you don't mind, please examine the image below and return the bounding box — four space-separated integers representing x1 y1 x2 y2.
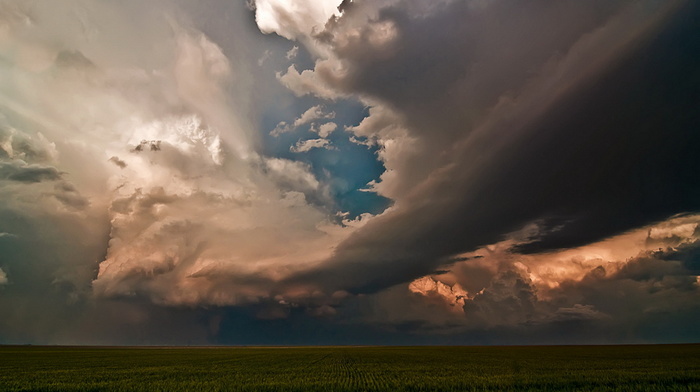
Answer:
290 138 332 153
253 0 343 40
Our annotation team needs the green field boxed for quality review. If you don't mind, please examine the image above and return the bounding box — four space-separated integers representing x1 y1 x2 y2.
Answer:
1 345 698 391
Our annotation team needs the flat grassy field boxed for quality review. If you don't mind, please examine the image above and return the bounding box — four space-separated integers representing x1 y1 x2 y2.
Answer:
0 345 698 391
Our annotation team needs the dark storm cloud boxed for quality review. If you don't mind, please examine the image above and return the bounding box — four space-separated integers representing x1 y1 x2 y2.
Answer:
539 244 700 343
550 305 607 322
108 156 127 169
53 50 95 70
652 237 700 274
344 229 700 343
288 0 700 295
461 270 539 326
0 205 110 344
1 0 698 346
51 182 90 210
0 162 62 183
322 0 621 108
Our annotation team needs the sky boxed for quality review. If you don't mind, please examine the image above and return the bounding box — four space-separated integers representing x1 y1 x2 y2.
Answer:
0 0 698 345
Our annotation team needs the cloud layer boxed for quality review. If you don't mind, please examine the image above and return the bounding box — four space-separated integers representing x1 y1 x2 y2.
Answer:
279 0 700 295
0 0 697 345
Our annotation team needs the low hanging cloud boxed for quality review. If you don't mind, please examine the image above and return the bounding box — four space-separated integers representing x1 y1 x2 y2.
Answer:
0 162 62 183
368 215 698 338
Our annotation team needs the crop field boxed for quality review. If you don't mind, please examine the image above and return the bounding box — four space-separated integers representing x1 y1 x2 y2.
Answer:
1 344 698 391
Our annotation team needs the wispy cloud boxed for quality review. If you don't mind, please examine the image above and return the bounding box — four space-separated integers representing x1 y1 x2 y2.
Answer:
290 138 333 153
270 105 335 136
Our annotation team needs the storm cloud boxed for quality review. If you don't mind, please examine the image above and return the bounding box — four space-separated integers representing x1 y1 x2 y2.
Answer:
0 0 697 345
283 0 700 294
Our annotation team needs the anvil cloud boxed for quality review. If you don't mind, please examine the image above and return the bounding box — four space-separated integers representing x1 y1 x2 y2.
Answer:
0 0 698 345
